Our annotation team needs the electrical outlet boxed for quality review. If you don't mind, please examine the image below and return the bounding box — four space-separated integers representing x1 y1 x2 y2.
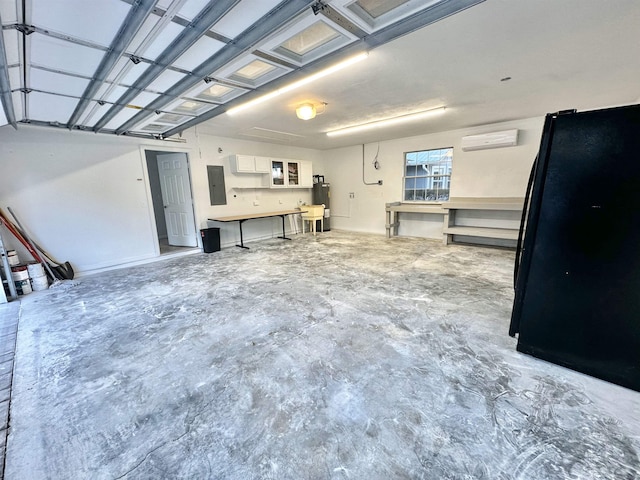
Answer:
349 192 355 198
378 180 383 185
253 200 260 206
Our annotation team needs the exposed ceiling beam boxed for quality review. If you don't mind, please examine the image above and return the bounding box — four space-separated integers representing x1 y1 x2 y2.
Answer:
92 0 242 132
76 0 189 127
365 0 486 49
6 21 208 73
66 0 158 128
19 120 186 142
20 0 33 123
118 0 233 43
17 87 198 120
161 45 366 139
113 0 317 135
161 0 486 138
0 10 17 128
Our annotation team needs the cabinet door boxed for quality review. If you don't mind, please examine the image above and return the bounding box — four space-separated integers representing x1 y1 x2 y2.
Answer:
254 156 270 173
232 154 255 173
287 161 299 186
299 160 313 188
207 166 227 205
271 160 285 186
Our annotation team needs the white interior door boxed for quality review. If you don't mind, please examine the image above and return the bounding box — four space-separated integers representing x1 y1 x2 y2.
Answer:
157 153 197 247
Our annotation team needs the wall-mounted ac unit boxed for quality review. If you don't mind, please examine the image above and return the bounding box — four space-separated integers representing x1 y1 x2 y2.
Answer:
461 129 519 151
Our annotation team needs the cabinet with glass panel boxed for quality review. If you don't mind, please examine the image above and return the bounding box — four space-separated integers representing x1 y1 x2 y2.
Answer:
270 159 312 188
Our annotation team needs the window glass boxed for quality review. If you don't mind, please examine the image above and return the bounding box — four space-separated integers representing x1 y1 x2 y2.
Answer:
287 162 299 185
403 147 452 202
272 160 284 186
280 22 341 56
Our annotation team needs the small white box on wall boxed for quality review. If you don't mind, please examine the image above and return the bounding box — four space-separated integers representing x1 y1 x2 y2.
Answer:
461 129 519 151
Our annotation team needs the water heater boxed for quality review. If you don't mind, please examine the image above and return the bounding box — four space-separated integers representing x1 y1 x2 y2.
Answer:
312 175 330 232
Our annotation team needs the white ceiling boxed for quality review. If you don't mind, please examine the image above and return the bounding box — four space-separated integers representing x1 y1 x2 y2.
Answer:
1 0 639 150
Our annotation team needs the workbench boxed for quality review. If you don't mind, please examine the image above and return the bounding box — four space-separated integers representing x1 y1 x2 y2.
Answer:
385 197 524 246
443 197 524 244
209 209 302 249
385 202 446 238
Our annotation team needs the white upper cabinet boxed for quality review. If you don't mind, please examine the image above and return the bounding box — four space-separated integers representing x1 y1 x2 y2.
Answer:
270 159 285 187
230 154 271 174
299 160 313 188
230 154 312 188
287 161 299 187
269 159 312 188
254 156 271 173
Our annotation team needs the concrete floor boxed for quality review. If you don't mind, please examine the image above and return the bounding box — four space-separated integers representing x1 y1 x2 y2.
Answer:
2 231 639 479
158 237 199 256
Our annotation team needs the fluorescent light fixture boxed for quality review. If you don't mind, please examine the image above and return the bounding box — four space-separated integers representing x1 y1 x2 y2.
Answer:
227 52 368 115
326 106 446 136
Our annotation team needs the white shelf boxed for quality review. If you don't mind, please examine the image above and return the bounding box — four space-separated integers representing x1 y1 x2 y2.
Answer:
443 226 519 240
444 197 524 211
385 199 522 246
386 203 446 214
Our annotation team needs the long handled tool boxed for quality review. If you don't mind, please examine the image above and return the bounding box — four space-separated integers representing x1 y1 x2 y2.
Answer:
0 211 41 263
6 207 74 280
0 214 59 283
0 209 72 284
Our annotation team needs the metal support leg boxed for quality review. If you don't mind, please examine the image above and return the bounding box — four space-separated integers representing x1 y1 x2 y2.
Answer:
236 220 249 249
277 215 292 240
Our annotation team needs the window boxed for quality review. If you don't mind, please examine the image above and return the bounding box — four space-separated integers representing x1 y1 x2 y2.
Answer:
404 147 452 201
234 60 276 80
279 22 341 56
353 0 410 19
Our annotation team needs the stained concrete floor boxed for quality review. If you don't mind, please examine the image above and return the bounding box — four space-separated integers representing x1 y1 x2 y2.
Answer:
2 231 639 479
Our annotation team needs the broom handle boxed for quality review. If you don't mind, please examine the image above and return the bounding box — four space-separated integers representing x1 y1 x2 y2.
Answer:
0 214 41 262
7 207 60 265
2 210 57 281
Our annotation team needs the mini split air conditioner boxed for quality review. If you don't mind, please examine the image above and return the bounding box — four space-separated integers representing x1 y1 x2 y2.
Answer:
461 129 519 151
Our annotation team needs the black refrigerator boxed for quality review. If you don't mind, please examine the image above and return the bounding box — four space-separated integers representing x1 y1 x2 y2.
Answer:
510 104 640 392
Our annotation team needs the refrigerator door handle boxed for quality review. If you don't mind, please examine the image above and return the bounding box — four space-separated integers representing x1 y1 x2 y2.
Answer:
514 154 538 289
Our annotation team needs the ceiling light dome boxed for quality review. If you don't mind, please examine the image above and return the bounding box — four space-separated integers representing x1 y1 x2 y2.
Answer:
296 103 317 120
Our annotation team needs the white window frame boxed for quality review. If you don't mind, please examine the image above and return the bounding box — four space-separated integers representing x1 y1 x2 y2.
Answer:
257 11 357 66
332 0 444 33
403 147 453 203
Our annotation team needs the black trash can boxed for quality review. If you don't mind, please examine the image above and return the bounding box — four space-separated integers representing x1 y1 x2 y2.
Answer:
201 227 220 253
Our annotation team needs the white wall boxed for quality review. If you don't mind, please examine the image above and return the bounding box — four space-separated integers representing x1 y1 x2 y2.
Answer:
0 126 323 275
321 116 545 237
0 127 172 274
0 116 542 275
182 129 324 248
